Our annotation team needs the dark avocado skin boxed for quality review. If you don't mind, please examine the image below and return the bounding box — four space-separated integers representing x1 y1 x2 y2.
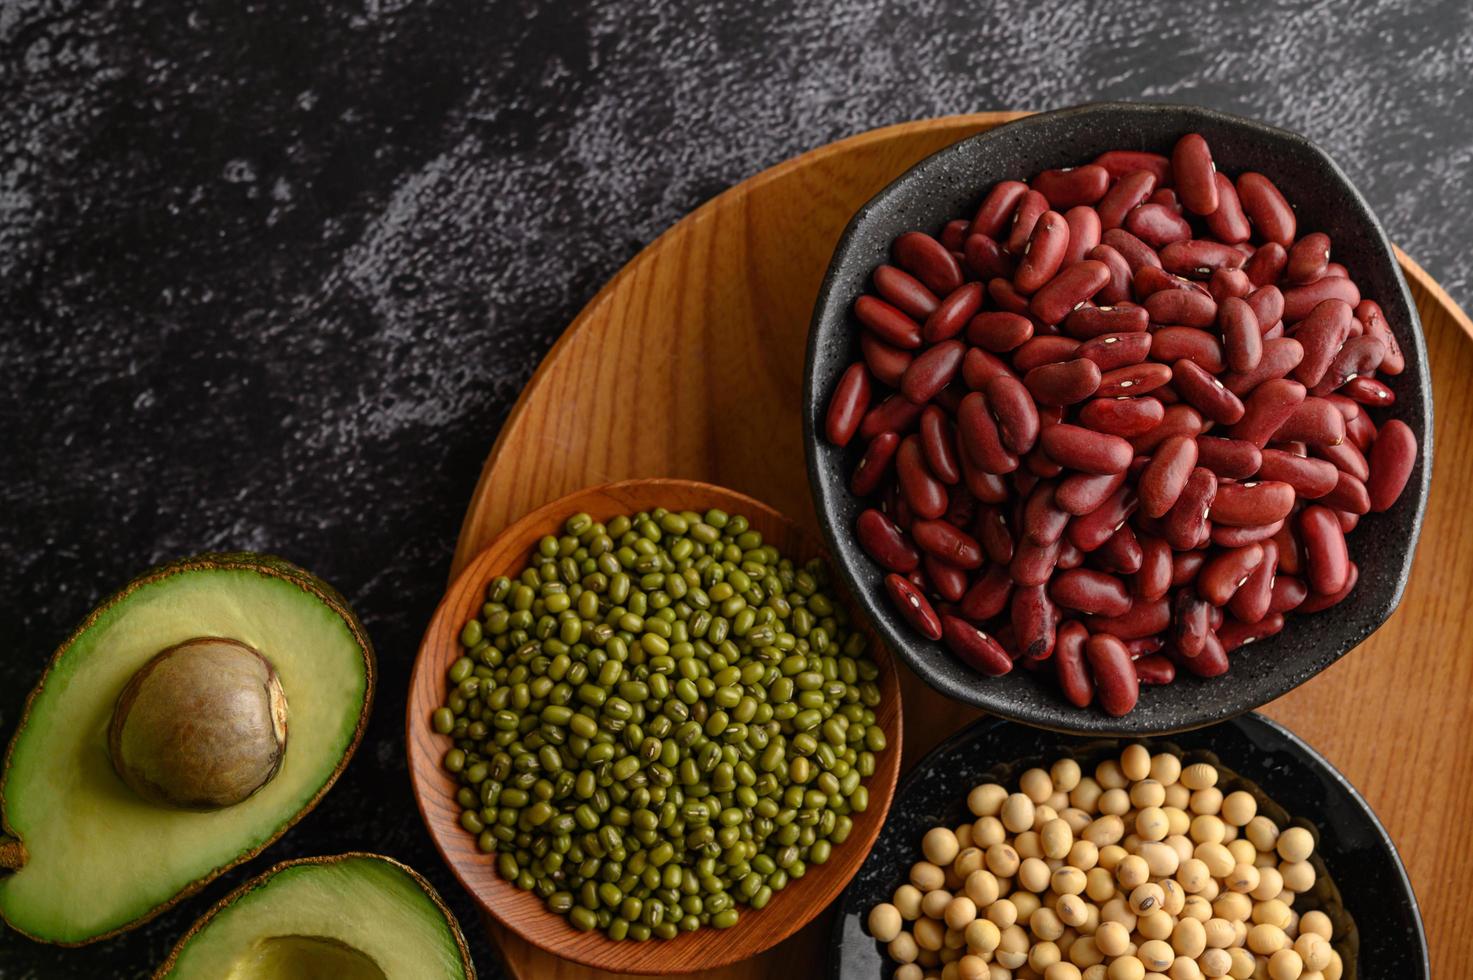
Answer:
0 553 376 945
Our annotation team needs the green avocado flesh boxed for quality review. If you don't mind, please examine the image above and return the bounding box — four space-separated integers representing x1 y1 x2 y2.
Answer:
0 559 371 943
162 856 472 980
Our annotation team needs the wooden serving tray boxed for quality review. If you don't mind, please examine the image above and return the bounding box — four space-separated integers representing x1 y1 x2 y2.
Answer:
450 113 1473 979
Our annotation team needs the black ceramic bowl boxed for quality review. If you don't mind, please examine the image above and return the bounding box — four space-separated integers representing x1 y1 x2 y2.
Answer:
829 714 1428 979
803 102 1433 735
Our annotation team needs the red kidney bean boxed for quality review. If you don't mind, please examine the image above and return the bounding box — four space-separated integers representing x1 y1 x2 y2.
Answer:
1077 394 1165 437
922 282 984 343
1227 539 1278 624
856 508 920 573
1210 267 1253 305
1025 358 1103 407
1172 359 1245 425
962 346 1014 390
959 452 1011 504
988 277 1033 316
1098 361 1173 399
1199 174 1248 244
1096 524 1144 575
1061 206 1103 267
894 231 964 294
965 312 1033 353
884 573 943 640
957 391 1018 475
1085 634 1140 716
1170 629 1227 677
1040 423 1132 474
1322 262 1349 279
1170 134 1218 215
1312 439 1370 484
1029 260 1109 325
941 220 969 252
850 430 900 496
912 517 985 569
1087 244 1135 305
900 339 965 404
923 556 968 603
1170 551 1206 588
1022 480 1069 546
1274 397 1347 446
1298 505 1349 595
1236 173 1296 246
917 406 961 486
1125 202 1193 248
1049 568 1132 617
1150 187 1183 214
958 564 1013 622
1101 227 1164 274
825 362 872 447
1298 562 1359 613
1162 468 1217 550
1075 333 1152 375
1286 232 1331 285
1218 613 1285 652
1151 327 1225 372
1096 170 1158 229
1228 378 1307 447
1067 485 1138 553
1011 584 1058 660
1342 376 1395 408
873 264 940 319
1334 509 1361 533
971 180 1029 240
1133 654 1176 685
1132 536 1173 602
1257 448 1337 498
1053 621 1093 707
1032 164 1110 208
941 614 1013 676
973 504 1014 563
1355 300 1404 375
1312 335 1386 396
855 294 923 349
963 233 1016 281
1198 544 1265 606
1014 211 1071 294
1270 575 1308 614
1161 240 1244 278
1087 598 1170 640
944 484 975 527
859 393 923 439
1145 289 1218 329
1212 518 1284 547
1291 299 1354 388
1321 470 1370 515
1218 297 1262 373
1055 470 1127 517
1367 419 1417 512
1222 338 1304 397
1195 437 1262 480
1135 264 1208 299
1244 241 1287 287
1056 538 1085 571
984 374 1041 455
1245 285 1285 333
1064 304 1150 340
859 332 913 387
896 435 948 519
1208 481 1295 528
1130 404 1205 455
1005 189 1050 255
1173 588 1212 657
1010 537 1061 587
1282 277 1361 324
1012 335 1083 373
1093 150 1171 182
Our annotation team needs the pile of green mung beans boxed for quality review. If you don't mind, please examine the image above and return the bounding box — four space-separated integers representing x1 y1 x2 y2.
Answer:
431 506 887 940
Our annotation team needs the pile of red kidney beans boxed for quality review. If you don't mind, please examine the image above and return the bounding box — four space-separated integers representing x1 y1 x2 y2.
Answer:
824 133 1418 716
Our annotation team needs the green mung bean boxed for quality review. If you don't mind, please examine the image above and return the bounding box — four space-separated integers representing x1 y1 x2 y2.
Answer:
433 508 886 940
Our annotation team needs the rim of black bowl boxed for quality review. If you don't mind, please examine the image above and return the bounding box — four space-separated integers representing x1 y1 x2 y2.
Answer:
803 101 1434 735
826 712 1429 979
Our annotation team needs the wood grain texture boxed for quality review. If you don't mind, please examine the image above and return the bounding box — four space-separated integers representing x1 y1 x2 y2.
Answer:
411 479 902 975
448 115 1472 978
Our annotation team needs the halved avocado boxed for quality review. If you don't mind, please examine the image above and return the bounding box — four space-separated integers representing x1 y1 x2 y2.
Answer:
155 854 475 980
0 554 375 944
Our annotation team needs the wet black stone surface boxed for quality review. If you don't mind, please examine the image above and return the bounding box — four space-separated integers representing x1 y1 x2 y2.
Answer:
0 1 1468 976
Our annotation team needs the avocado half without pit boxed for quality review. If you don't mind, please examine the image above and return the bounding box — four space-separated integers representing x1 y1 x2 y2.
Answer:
154 854 476 980
0 553 375 945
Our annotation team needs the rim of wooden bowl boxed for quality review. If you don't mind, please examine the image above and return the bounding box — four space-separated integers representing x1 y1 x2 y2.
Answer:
407 478 904 974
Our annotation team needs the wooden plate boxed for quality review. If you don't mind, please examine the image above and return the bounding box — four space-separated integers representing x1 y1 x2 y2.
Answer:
451 114 1473 978
410 479 902 975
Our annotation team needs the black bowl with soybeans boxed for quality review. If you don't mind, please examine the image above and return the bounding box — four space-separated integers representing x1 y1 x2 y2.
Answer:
805 101 1432 733
829 714 1427 980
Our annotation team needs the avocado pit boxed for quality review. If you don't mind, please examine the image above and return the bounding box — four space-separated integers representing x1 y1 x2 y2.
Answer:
109 637 288 810
225 935 387 980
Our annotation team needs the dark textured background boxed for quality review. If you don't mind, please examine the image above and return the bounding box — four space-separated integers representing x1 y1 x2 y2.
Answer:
0 1 1468 976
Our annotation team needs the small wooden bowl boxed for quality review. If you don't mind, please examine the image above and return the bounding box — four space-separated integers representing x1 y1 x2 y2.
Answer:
407 478 903 975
